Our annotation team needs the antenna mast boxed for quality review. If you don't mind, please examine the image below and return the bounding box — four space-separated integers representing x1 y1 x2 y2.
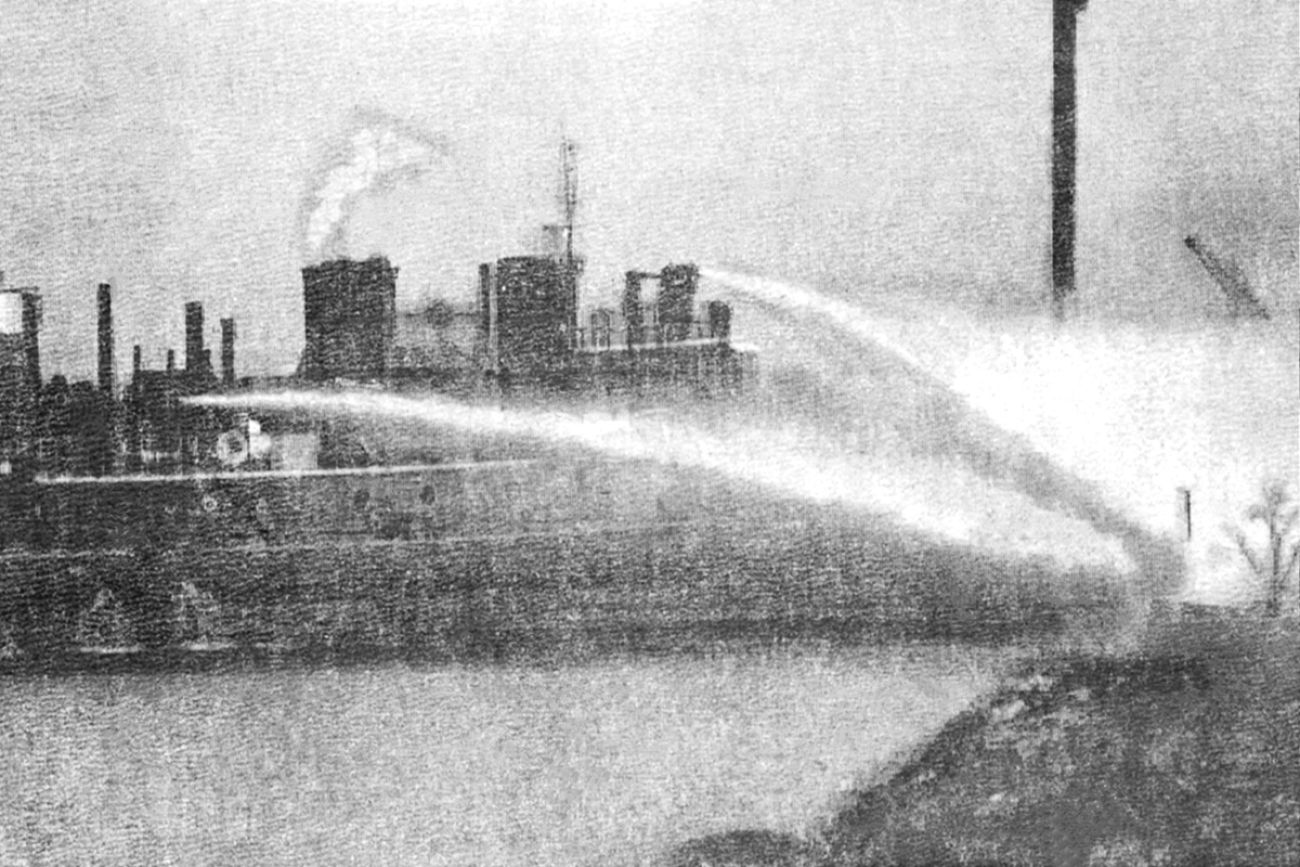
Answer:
561 138 578 272
559 138 579 339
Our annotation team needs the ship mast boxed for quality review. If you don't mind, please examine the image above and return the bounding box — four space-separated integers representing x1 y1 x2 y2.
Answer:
561 137 578 273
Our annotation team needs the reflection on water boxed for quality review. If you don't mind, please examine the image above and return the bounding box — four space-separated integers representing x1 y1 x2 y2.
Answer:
0 643 1017 866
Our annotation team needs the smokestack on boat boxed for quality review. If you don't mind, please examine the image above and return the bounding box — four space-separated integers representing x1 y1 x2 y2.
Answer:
21 291 40 397
220 318 236 386
301 257 398 381
658 264 699 343
184 301 209 379
97 283 113 395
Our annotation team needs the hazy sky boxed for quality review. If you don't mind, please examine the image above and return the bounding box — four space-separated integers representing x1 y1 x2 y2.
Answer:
2 0 1295 377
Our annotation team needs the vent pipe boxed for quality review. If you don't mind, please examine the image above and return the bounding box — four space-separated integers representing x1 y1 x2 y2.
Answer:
220 318 236 385
97 283 114 394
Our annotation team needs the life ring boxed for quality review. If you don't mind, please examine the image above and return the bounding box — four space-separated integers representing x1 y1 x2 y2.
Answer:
215 430 248 466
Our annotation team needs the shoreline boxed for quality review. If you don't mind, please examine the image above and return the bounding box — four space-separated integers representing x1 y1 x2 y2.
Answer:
668 607 1300 866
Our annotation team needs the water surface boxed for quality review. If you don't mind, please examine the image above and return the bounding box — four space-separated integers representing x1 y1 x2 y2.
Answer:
0 643 1017 866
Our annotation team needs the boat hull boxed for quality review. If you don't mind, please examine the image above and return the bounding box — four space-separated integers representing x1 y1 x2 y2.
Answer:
0 458 1108 666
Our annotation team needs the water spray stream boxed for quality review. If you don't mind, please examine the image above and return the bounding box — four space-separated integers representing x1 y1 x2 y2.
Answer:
702 266 1298 611
701 267 1181 563
189 389 1134 576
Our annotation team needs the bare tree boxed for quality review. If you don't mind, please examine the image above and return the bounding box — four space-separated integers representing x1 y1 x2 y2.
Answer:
1234 481 1300 616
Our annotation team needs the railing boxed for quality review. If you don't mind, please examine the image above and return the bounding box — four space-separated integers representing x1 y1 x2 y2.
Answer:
574 320 725 352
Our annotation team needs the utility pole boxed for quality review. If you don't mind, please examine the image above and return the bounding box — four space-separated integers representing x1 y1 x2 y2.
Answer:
1052 0 1088 321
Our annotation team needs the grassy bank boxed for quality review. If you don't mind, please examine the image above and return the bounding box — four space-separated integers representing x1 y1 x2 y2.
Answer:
669 610 1300 866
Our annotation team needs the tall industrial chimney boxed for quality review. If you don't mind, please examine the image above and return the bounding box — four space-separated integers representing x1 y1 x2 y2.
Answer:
1051 0 1087 320
97 283 114 394
184 301 205 375
220 318 236 385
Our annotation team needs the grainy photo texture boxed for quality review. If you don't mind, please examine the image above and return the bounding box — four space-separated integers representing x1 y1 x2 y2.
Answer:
0 1 1296 864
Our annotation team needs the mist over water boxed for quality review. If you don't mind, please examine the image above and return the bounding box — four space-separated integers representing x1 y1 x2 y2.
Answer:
702 267 1299 604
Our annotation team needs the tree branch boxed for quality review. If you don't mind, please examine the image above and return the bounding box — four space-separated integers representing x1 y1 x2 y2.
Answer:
1234 530 1264 577
1284 542 1300 586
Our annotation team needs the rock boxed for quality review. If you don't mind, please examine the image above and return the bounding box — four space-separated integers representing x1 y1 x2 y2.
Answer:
989 698 1026 724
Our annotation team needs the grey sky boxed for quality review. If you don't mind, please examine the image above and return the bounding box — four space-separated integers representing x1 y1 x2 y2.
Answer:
2 0 1295 378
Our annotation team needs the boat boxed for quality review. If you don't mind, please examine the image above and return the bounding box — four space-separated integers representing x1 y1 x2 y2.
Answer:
0 145 1069 666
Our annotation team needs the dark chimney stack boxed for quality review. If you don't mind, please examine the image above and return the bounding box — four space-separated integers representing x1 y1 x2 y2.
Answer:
220 318 235 385
22 292 40 396
132 344 142 380
97 283 114 394
184 301 205 375
166 348 176 374
657 264 698 342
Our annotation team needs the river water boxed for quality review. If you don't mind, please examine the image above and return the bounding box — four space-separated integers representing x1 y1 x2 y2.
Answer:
0 642 1019 866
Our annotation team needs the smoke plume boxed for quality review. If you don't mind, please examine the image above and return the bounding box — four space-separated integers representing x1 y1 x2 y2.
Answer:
302 111 447 262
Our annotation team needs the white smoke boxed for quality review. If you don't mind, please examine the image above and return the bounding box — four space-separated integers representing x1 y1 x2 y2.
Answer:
303 120 443 262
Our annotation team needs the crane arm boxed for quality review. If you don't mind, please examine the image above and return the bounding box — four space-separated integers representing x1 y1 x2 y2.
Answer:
1183 235 1269 320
